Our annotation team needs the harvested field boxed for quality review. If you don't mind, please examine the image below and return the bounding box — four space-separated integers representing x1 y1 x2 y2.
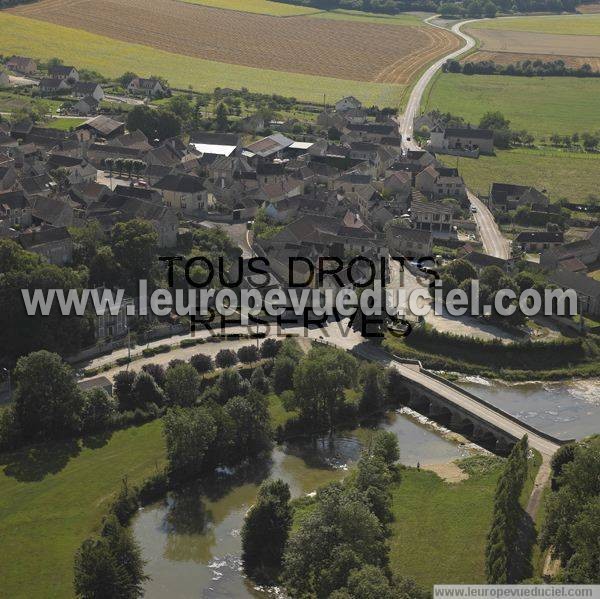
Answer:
9 0 461 84
469 13 600 35
463 50 600 72
466 27 600 58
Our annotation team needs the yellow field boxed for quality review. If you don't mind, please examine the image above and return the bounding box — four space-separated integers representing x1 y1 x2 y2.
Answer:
0 12 403 105
180 0 316 15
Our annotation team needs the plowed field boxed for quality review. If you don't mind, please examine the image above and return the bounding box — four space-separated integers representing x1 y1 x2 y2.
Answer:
9 0 461 83
463 50 600 72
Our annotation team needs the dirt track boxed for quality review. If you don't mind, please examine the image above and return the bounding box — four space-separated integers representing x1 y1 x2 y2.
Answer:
9 0 460 83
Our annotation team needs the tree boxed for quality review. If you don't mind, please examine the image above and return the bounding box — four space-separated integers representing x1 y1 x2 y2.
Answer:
140 363 166 388
370 430 400 467
155 109 181 141
443 259 476 284
359 363 384 415
74 515 147 599
250 365 270 394
242 479 291 583
215 368 247 404
260 338 282 358
89 246 121 289
224 390 272 458
164 363 200 407
215 348 238 368
272 354 296 394
81 388 117 433
291 346 358 431
237 345 260 364
162 406 216 477
14 351 83 441
113 371 137 412
190 353 213 374
111 220 158 287
215 102 229 131
132 370 165 408
118 71 138 87
126 105 157 140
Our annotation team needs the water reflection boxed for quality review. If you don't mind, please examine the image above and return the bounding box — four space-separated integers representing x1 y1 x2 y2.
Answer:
133 412 468 598
459 377 600 440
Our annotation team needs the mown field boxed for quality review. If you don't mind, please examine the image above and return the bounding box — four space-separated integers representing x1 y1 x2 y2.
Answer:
0 420 166 599
443 149 600 202
178 0 317 15
469 13 600 35
424 73 600 137
0 13 402 104
8 0 459 85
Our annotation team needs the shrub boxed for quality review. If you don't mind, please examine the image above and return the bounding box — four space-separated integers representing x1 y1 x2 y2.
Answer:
215 349 238 368
190 353 213 374
115 357 131 366
180 338 196 348
237 345 260 364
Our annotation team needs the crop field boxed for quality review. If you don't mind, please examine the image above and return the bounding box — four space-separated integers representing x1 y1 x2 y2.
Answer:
578 2 600 12
424 73 600 137
0 13 402 105
8 0 460 85
463 51 600 72
177 0 318 15
440 149 600 203
468 13 600 35
465 27 600 58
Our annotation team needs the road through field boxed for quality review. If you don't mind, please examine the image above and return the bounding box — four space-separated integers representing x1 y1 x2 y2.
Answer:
400 18 510 260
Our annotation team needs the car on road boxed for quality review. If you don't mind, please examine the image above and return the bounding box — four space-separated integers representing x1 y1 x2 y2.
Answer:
470 206 478 213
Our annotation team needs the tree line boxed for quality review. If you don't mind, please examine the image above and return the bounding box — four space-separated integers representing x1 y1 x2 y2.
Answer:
485 436 530 583
444 58 600 79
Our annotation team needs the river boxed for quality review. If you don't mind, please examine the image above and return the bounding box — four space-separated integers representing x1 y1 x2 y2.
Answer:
132 410 470 598
459 377 600 440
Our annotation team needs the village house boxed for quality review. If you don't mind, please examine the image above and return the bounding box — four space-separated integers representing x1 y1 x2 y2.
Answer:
72 96 99 116
72 82 105 101
48 65 79 82
410 192 454 237
514 230 564 253
127 77 165 97
30 195 79 228
549 269 600 317
18 225 73 265
540 228 600 271
47 154 97 184
76 115 125 141
20 173 57 198
0 190 33 227
39 78 70 95
0 71 10 89
6 56 37 75
489 183 550 211
415 164 466 200
429 125 494 157
0 162 17 191
244 133 294 161
335 96 362 113
152 173 206 215
386 223 433 257
462 249 511 274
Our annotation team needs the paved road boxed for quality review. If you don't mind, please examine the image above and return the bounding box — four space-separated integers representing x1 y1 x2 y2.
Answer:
399 18 510 260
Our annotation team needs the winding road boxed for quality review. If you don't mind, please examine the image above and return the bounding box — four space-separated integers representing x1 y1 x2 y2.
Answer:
400 18 511 260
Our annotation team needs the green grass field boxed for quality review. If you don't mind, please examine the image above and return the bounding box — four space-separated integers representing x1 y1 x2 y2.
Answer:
311 8 423 26
442 148 600 202
424 73 600 138
0 13 402 105
469 13 600 35
389 461 501 587
0 421 166 599
43 117 87 130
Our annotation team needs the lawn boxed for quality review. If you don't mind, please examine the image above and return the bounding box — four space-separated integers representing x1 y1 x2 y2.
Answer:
424 73 600 137
469 13 600 35
389 460 502 587
43 117 87 130
0 421 166 599
0 12 403 106
441 148 600 202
